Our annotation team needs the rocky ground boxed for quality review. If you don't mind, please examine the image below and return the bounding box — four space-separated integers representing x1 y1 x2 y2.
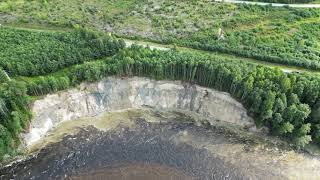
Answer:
24 77 253 146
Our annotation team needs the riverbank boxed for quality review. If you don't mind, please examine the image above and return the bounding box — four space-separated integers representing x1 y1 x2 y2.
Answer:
23 76 254 147
1 108 320 179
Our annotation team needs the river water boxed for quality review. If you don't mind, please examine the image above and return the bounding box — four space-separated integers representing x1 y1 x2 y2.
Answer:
0 109 319 180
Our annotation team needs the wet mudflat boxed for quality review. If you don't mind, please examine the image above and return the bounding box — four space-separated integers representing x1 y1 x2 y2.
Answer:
1 109 318 180
0 112 248 180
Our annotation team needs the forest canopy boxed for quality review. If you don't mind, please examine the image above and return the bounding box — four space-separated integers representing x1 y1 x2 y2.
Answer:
0 27 125 77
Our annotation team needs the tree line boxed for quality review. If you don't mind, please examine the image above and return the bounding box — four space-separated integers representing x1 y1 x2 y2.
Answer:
113 46 320 147
0 80 31 159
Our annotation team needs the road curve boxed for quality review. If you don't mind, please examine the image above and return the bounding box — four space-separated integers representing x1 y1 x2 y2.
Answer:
215 0 320 8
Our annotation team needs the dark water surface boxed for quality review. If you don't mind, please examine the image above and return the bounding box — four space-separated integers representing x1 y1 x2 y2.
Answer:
0 117 249 180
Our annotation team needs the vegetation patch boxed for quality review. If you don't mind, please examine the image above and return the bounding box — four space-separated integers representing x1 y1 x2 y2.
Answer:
1 1 320 69
0 26 125 77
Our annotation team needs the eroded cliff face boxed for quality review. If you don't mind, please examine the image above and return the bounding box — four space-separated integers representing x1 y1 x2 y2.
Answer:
8 77 320 180
24 77 254 146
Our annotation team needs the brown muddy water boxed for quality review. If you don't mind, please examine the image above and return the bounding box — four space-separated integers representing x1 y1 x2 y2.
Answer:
0 109 319 180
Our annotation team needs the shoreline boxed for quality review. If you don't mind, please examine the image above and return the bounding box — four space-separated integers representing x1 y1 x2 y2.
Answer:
2 108 320 179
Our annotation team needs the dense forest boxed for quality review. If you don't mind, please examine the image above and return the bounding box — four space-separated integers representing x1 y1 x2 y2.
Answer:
1 1 320 69
0 27 125 77
0 76 31 159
